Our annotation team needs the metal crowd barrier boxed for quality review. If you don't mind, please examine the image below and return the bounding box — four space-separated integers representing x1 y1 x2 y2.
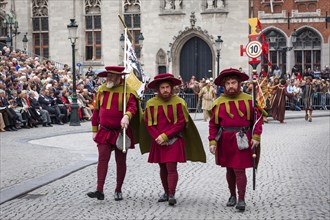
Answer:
141 92 330 111
285 92 330 110
141 93 201 112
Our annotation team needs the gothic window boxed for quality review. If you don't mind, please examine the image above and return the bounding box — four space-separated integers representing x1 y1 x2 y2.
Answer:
124 0 142 58
205 0 224 9
163 0 182 10
85 0 102 61
263 30 287 74
32 0 49 58
294 29 321 71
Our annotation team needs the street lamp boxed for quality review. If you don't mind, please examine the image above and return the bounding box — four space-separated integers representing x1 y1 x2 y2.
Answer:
291 29 298 46
268 30 277 44
22 33 28 52
119 33 125 50
6 35 11 47
67 18 80 126
138 32 144 48
3 11 20 50
215 35 223 76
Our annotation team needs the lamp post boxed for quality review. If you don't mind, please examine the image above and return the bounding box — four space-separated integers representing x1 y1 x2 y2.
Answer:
138 32 144 60
3 11 19 50
138 32 144 48
291 29 298 46
67 18 80 126
22 33 28 52
119 33 125 50
215 36 223 76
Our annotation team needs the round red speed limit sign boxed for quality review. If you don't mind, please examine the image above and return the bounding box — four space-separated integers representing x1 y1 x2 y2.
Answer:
246 41 262 58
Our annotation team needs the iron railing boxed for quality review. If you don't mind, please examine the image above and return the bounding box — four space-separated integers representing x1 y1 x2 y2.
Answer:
141 92 330 111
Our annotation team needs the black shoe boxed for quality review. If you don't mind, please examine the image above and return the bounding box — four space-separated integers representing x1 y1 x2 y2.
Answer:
114 192 123 201
47 123 53 127
87 191 104 200
168 195 177 206
43 123 47 127
5 127 13 131
11 126 17 131
158 193 169 202
226 196 237 207
57 121 64 125
236 200 246 211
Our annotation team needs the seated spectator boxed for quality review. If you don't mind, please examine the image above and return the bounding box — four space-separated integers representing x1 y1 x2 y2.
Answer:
61 89 83 121
77 88 93 120
0 112 5 132
81 88 94 111
16 90 39 128
28 91 52 127
38 89 64 125
53 91 69 123
0 89 18 131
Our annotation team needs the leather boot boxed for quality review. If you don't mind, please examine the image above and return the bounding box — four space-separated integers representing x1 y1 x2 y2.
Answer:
236 200 246 211
226 196 237 207
87 191 104 200
158 193 169 202
168 195 177 206
114 192 123 201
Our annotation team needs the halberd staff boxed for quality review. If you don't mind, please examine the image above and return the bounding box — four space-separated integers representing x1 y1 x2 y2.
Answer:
208 68 263 212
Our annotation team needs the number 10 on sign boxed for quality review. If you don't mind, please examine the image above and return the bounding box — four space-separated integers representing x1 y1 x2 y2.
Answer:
246 41 262 59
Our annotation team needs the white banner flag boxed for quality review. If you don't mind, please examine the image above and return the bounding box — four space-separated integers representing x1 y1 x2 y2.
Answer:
124 35 148 97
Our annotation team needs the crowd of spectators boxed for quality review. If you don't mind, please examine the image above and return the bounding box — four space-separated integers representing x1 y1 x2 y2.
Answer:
251 65 330 112
144 65 330 115
1 44 329 132
0 46 100 132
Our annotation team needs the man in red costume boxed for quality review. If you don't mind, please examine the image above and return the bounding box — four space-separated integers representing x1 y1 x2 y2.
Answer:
87 66 141 201
140 73 206 206
209 68 263 211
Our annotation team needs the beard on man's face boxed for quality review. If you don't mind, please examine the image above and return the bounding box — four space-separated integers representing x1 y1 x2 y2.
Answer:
224 87 241 97
158 88 172 101
106 81 114 88
159 91 171 100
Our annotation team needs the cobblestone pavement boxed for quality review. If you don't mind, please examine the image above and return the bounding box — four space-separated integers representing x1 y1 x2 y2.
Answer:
0 111 329 220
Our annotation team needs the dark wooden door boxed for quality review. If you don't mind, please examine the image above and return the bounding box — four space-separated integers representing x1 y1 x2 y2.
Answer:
180 37 212 83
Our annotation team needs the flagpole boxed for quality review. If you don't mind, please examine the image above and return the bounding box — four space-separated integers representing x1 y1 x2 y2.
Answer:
122 28 128 153
118 15 134 39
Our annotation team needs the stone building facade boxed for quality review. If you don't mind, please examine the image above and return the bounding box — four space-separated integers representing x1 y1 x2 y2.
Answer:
250 0 330 75
0 0 251 82
2 0 328 80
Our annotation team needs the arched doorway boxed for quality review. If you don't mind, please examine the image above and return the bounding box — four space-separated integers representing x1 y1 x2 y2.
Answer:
179 37 212 83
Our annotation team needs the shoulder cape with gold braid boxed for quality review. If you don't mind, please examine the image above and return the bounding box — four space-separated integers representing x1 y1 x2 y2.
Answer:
95 83 142 144
139 95 206 163
210 92 265 168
